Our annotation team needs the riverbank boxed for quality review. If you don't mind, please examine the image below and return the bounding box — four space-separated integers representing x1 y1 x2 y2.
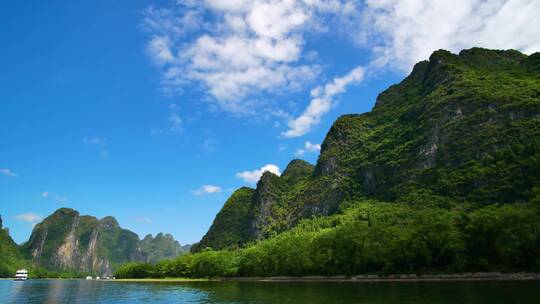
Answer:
3 272 539 282
112 278 209 282
221 273 540 282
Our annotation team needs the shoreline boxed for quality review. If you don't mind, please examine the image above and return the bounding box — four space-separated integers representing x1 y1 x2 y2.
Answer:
2 273 540 283
220 273 540 283
112 278 209 282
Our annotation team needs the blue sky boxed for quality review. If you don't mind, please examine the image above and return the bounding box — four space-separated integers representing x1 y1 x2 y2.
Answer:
1 0 538 245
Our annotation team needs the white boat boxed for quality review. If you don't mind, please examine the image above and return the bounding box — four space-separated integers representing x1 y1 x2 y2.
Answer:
14 269 28 281
86 276 93 280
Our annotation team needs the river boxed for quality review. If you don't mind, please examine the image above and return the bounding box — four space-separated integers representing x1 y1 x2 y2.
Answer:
0 279 539 303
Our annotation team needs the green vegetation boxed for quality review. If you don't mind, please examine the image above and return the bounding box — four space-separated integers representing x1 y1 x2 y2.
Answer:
115 200 540 278
0 215 86 279
192 187 255 252
117 47 540 279
97 216 145 270
5 48 540 279
192 159 315 252
1 208 185 277
190 47 540 255
19 208 145 275
0 216 29 277
140 233 187 264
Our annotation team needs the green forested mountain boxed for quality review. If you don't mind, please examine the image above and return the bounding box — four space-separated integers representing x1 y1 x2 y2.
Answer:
192 159 315 252
118 48 540 279
0 208 184 278
0 216 30 277
140 233 186 264
314 48 540 206
192 187 255 252
192 48 540 253
22 208 145 277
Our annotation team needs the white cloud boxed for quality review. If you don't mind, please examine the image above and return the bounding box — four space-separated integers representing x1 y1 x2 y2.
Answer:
295 141 321 156
0 168 18 177
356 0 540 72
41 191 49 198
191 184 222 195
143 0 540 137
14 213 43 223
236 164 281 184
283 65 365 137
147 35 175 66
142 0 355 114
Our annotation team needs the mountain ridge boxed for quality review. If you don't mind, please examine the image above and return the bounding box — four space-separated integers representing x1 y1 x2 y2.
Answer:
0 208 186 277
193 47 540 252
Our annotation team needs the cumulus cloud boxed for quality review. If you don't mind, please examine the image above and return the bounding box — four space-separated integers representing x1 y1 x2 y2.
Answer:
283 65 365 137
236 164 281 184
191 184 222 195
295 141 321 156
0 168 18 177
14 213 43 223
143 0 540 137
142 0 354 114
357 0 540 71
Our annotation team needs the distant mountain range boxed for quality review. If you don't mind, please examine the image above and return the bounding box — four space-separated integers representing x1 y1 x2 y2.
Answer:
0 208 188 277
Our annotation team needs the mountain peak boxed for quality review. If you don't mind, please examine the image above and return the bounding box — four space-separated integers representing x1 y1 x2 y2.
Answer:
99 216 119 229
196 47 540 253
282 159 314 185
282 159 313 177
51 208 79 218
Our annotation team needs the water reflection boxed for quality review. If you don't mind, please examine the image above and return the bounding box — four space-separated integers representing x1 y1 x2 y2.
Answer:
0 280 539 304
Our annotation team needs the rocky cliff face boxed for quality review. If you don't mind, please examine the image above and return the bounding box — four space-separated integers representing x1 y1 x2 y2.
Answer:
23 208 145 276
195 48 540 251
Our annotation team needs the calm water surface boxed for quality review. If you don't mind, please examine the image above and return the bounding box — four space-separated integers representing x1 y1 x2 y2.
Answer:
0 280 539 304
